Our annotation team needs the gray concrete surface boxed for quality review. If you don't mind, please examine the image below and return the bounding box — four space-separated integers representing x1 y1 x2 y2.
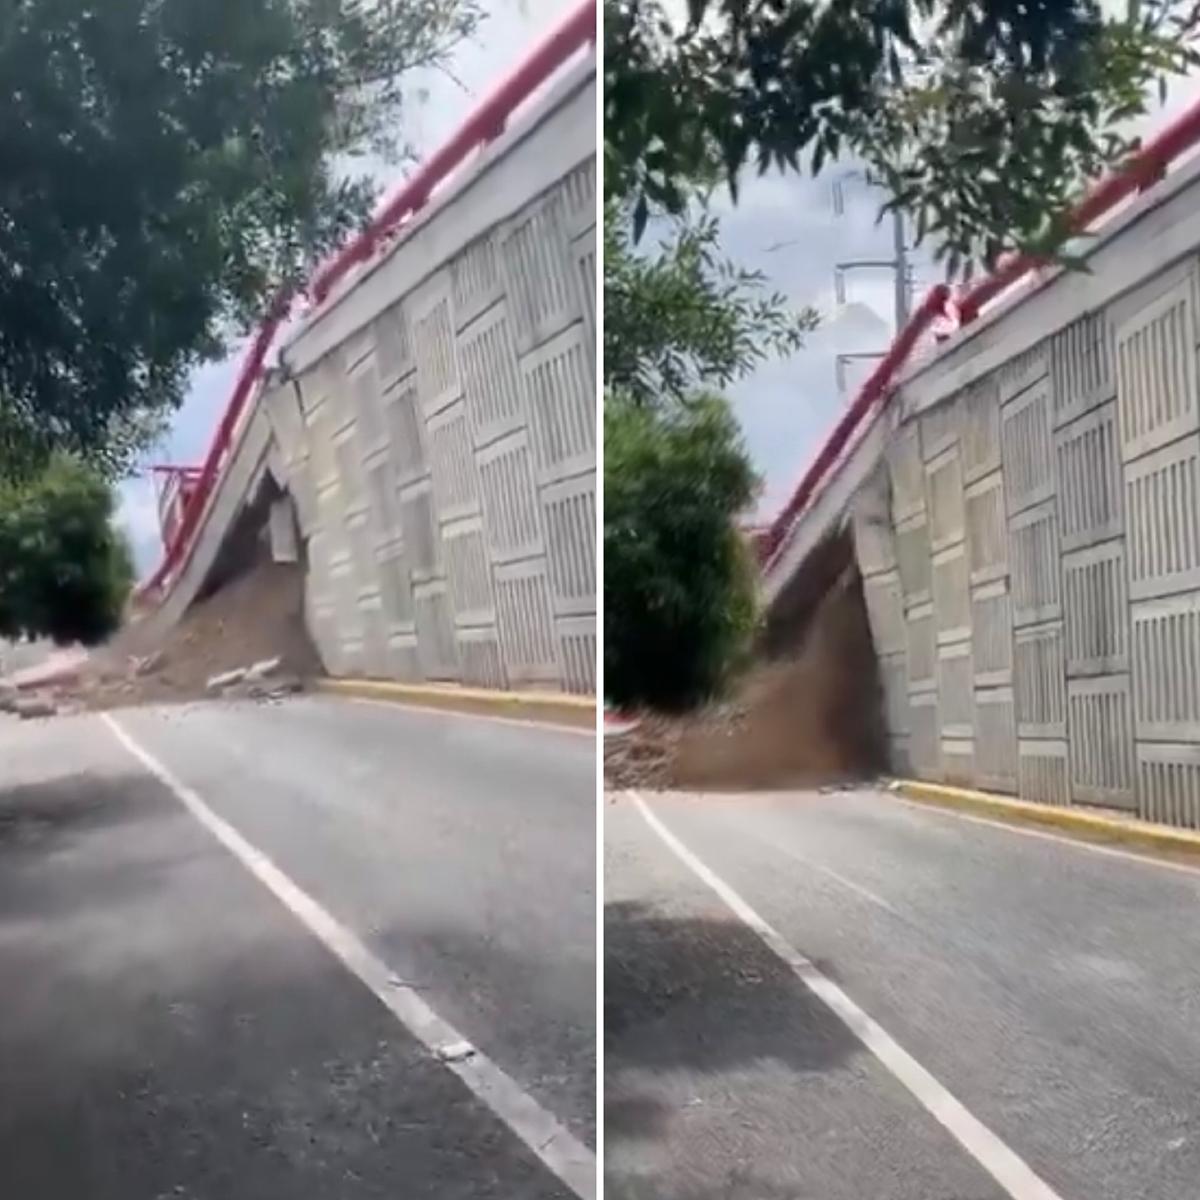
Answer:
0 699 594 1198
606 787 1200 1200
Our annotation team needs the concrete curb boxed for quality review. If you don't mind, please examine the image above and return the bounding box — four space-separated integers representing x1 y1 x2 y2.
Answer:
892 778 1200 858
315 678 596 731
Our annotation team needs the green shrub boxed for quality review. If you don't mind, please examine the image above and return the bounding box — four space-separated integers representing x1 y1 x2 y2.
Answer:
605 390 759 710
0 455 133 645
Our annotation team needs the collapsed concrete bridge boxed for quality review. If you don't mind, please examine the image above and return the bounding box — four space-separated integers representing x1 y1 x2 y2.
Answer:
136 3 597 698
761 101 1200 830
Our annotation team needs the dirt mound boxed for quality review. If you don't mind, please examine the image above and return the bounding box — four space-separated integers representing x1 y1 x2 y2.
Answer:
74 559 322 711
605 557 888 792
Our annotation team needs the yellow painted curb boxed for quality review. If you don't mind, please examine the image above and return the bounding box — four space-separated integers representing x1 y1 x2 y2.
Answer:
892 778 1200 858
314 677 595 731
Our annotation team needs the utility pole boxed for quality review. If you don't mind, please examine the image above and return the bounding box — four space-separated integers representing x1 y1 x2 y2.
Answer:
831 169 911 333
892 206 909 329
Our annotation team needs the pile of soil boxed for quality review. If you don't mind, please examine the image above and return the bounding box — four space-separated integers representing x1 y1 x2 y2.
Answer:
605 563 888 792
71 559 323 711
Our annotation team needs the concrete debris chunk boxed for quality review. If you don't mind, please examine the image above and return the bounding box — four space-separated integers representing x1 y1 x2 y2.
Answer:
206 667 247 693
131 650 165 677
435 1040 477 1064
15 696 56 719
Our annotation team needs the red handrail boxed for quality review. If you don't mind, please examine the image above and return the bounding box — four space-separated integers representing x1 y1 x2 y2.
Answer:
763 93 1200 571
138 0 597 598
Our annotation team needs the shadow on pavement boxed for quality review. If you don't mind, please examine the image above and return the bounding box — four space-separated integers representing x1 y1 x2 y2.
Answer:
0 766 574 1200
604 899 858 1175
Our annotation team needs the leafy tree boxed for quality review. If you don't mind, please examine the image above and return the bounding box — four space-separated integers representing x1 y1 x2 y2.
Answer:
605 391 759 709
0 0 478 477
0 457 133 646
604 201 818 403
605 0 1200 274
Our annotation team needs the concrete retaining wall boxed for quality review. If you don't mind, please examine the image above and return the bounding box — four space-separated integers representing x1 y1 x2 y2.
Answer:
260 53 597 694
855 153 1200 828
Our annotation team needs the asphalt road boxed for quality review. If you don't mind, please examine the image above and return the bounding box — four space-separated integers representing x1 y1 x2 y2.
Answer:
0 696 594 1199
606 787 1200 1200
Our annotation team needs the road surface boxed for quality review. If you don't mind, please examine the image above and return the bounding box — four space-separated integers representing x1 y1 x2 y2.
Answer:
0 696 595 1199
606 787 1200 1200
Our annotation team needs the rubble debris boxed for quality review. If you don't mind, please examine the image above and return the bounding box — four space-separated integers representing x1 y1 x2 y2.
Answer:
207 667 248 693
46 560 322 713
244 656 282 682
15 696 57 720
604 565 887 792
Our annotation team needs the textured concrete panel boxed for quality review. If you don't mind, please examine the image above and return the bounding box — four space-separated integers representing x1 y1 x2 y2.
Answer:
541 473 596 618
427 401 481 521
398 478 441 581
975 686 1017 793
478 430 543 563
494 557 558 685
1063 539 1128 677
1018 739 1070 806
413 285 461 420
375 544 414 630
1056 400 1123 552
905 601 936 691
556 615 596 696
459 304 526 446
895 511 933 606
909 689 940 780
452 234 502 330
1125 433 1200 600
1137 742 1200 830
349 359 387 455
1115 274 1199 462
413 579 459 680
1131 590 1200 740
443 516 495 626
372 302 412 387
920 396 959 462
879 652 910 736
971 578 1013 686
1010 499 1061 627
852 467 896 578
1002 379 1055 515
864 570 906 656
932 542 970 644
964 470 1007 585
501 190 578 350
940 738 974 786
383 379 428 486
1050 309 1112 429
961 375 1002 483
1014 621 1067 738
1067 673 1135 809
457 626 507 688
522 324 595 485
926 445 965 552
889 422 925 520
936 640 973 738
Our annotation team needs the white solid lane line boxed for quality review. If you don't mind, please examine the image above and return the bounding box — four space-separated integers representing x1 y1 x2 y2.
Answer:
103 713 596 1200
631 791 1067 1200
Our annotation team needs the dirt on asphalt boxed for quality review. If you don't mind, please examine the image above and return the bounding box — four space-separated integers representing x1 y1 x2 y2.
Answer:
64 559 322 712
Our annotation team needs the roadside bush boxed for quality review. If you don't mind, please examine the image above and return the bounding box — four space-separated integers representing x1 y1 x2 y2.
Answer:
605 390 759 710
0 455 133 645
